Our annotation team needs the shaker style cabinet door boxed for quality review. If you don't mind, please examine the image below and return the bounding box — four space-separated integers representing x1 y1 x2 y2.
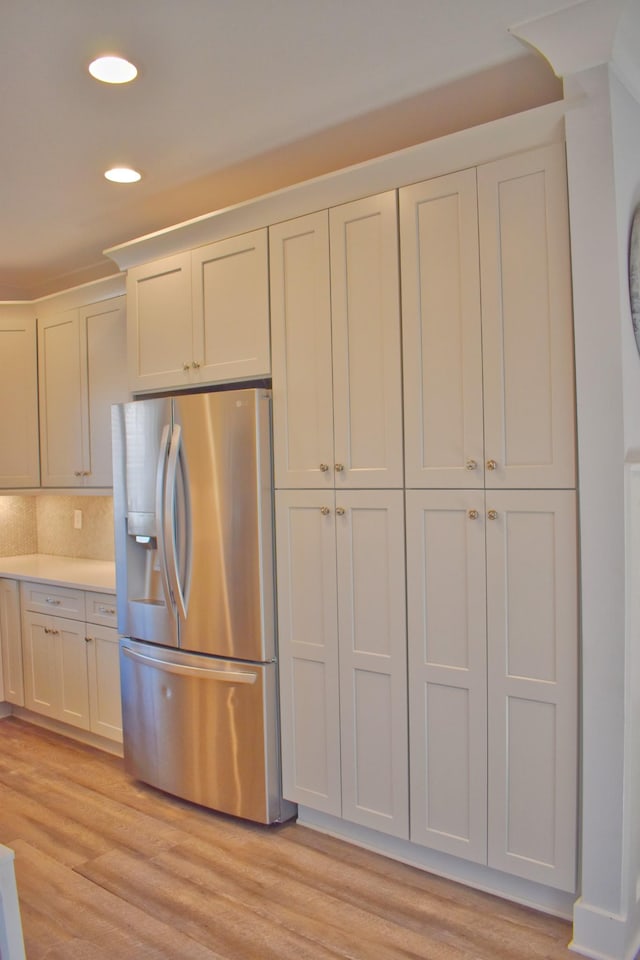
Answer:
406 490 488 862
336 490 408 838
478 144 576 490
486 489 578 892
330 192 404 489
275 489 342 815
83 296 128 487
38 310 88 487
0 312 40 488
86 624 123 741
270 212 334 489
400 169 484 489
192 228 270 383
126 251 193 392
0 579 24 706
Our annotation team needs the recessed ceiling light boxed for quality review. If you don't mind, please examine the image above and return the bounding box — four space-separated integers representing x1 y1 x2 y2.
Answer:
105 167 142 183
89 56 138 84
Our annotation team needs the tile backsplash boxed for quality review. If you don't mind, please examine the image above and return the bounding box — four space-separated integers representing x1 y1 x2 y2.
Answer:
0 495 114 561
0 497 37 556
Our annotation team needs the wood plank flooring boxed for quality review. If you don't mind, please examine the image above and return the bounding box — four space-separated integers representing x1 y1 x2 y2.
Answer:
0 717 575 959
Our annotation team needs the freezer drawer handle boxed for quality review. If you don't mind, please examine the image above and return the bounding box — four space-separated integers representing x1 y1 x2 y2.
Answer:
122 646 258 684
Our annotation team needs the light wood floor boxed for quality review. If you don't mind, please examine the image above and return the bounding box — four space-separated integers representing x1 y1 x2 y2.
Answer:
0 716 576 959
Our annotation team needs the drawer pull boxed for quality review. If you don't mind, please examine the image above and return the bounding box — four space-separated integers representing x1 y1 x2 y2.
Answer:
45 598 61 605
98 606 116 616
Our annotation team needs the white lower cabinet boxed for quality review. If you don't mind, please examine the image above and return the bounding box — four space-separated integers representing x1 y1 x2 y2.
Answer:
20 584 122 743
0 580 24 705
406 489 578 892
276 488 408 838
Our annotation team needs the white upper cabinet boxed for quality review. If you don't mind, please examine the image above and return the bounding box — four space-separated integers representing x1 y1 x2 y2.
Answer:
0 312 40 488
127 229 270 393
270 212 334 489
38 296 127 487
270 192 403 489
84 298 129 487
400 143 575 489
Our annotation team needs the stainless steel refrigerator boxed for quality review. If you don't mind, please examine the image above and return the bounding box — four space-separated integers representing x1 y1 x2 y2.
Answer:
111 387 295 824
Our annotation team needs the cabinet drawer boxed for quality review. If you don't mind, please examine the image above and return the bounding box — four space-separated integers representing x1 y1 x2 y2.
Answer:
21 582 85 621
85 592 118 629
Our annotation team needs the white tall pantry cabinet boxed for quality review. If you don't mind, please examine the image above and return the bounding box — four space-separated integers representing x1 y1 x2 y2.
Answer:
273 141 578 894
401 143 577 892
271 193 409 838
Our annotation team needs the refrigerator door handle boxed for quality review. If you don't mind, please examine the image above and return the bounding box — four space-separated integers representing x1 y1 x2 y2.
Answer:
165 423 192 622
121 645 258 683
154 424 174 612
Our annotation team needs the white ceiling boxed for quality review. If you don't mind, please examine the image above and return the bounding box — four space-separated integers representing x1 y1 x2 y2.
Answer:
1 0 582 300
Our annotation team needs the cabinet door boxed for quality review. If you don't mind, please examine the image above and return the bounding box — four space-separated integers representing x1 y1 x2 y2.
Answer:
57 617 90 730
275 489 341 814
0 313 40 487
400 170 484 489
270 212 334 488
86 624 122 741
193 229 270 383
406 490 488 862
22 611 59 718
330 192 404 488
486 489 577 891
126 252 193 392
0 580 24 706
336 490 408 838
82 296 128 486
478 144 576 489
38 310 88 487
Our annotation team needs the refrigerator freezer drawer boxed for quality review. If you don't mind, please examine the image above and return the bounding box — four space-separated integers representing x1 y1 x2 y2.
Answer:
119 638 295 824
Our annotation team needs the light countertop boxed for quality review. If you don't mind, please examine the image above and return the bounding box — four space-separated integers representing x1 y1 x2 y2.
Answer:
0 554 116 594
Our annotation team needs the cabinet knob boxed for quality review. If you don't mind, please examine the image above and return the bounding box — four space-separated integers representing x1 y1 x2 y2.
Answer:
183 362 190 371
335 463 344 472
319 463 329 472
320 506 330 516
85 636 93 643
487 459 498 471
488 510 498 520
336 506 346 516
468 509 479 520
191 360 201 369
466 459 478 471
74 470 82 477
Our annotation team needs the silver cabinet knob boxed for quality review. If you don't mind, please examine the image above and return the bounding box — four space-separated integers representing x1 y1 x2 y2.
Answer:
488 510 498 520
468 509 479 520
85 636 93 643
74 470 82 477
335 463 344 472
487 459 498 471
183 362 191 371
191 360 201 369
319 463 329 472
336 506 345 516
320 506 330 516
466 459 477 471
